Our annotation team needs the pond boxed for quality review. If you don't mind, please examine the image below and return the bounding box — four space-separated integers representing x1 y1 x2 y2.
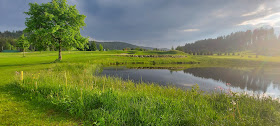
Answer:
100 66 280 98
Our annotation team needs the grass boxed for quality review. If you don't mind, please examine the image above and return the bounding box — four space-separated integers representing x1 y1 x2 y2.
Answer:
1 50 280 125
11 63 280 125
0 63 80 125
0 50 196 67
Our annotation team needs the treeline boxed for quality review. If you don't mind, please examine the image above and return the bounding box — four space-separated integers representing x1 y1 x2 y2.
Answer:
0 31 164 52
183 67 273 92
0 30 100 52
87 41 157 51
85 41 159 51
0 30 54 52
176 28 280 55
0 31 23 51
82 41 104 51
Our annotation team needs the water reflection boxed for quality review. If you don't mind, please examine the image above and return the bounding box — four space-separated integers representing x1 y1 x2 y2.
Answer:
101 66 280 97
183 67 280 93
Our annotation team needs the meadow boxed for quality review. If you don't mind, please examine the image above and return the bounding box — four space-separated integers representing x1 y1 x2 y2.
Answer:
1 50 280 125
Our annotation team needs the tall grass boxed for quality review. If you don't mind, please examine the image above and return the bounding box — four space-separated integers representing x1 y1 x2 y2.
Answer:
12 64 280 125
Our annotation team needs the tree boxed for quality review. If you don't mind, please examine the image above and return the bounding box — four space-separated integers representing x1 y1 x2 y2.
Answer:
90 41 97 51
24 0 88 61
177 28 279 55
171 46 174 50
16 34 30 57
99 44 103 51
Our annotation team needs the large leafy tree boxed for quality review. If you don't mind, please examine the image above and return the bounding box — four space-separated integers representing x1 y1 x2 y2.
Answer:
24 0 88 60
16 34 30 57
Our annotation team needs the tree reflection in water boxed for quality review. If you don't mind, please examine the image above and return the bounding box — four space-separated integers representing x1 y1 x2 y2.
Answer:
183 67 280 93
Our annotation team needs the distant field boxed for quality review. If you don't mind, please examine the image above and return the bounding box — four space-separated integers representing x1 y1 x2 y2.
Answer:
210 51 280 63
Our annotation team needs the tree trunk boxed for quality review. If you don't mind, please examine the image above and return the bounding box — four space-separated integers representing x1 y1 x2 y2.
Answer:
23 48 25 57
58 40 62 60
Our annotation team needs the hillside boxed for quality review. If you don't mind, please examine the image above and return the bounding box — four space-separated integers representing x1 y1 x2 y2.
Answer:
176 28 280 55
94 42 139 50
91 41 168 51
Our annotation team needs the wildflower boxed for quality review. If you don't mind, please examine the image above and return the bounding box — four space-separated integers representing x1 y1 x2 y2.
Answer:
231 100 236 105
226 83 231 86
217 86 223 90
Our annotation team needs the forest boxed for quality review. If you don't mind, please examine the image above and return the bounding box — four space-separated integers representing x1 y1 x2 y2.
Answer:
0 31 157 52
176 28 280 55
0 31 23 51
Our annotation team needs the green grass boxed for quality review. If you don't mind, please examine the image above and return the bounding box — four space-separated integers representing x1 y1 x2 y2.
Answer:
11 63 280 125
0 62 80 125
1 50 280 125
208 51 280 63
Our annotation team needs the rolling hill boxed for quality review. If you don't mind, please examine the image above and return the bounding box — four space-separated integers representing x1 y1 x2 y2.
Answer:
91 41 169 51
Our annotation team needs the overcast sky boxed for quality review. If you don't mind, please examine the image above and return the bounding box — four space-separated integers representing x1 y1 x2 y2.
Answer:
1 0 280 48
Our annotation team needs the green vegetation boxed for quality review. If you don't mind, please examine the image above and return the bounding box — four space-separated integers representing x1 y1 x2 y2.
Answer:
99 44 104 51
1 0 279 124
0 31 23 52
24 0 88 60
1 51 280 125
90 41 97 51
16 34 29 57
93 41 157 51
177 28 280 56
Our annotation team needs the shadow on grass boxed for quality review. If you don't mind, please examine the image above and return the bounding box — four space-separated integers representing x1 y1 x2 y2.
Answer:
0 61 56 68
0 83 81 125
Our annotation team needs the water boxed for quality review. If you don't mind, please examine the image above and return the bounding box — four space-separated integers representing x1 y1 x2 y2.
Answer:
101 66 280 98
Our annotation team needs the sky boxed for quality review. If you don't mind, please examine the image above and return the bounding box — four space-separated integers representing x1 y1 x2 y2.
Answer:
1 0 280 48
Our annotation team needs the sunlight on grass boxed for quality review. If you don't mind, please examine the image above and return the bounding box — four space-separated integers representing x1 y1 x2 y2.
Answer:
1 51 280 125
10 63 280 125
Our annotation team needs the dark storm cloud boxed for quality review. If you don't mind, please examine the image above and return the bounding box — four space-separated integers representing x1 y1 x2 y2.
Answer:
1 0 280 48
0 0 44 31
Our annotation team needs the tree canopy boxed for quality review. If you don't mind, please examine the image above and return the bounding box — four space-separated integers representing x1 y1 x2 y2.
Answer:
90 41 97 51
176 28 280 55
0 31 22 51
24 0 88 60
16 34 29 57
99 44 103 51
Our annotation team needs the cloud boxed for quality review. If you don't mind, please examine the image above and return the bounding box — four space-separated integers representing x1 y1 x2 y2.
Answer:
75 0 280 48
183 29 200 32
238 12 280 27
242 4 268 17
0 0 280 48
